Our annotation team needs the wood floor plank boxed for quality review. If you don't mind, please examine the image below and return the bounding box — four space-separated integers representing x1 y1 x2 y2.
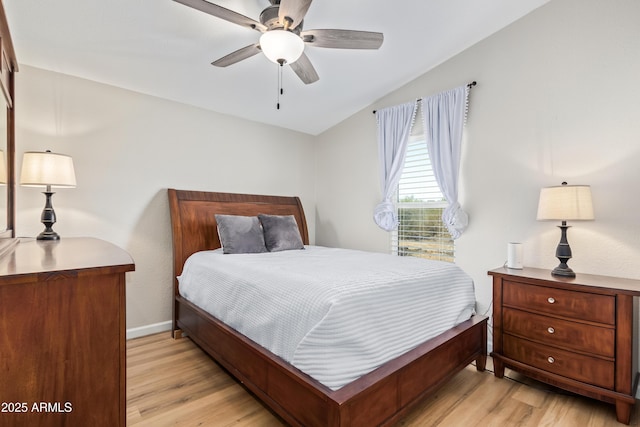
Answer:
127 333 640 426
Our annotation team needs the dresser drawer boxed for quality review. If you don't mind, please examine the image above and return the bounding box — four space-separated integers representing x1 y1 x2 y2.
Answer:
504 335 614 389
503 281 615 325
503 308 615 358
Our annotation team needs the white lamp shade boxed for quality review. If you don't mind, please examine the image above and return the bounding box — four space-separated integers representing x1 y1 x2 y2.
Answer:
259 30 304 64
20 151 76 188
536 184 594 221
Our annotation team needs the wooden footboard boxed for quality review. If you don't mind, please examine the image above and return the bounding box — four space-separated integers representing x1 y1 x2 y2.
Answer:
177 296 487 427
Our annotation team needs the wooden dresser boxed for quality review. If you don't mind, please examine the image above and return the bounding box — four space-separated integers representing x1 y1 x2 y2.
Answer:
489 267 640 424
0 238 134 427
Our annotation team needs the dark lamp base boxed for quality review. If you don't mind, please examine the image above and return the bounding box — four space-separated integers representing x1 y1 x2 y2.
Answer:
38 190 61 241
551 222 576 278
551 264 576 277
37 230 61 241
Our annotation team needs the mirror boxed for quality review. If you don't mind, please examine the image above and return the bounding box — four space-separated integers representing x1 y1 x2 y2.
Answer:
0 2 17 253
0 111 7 233
0 101 14 255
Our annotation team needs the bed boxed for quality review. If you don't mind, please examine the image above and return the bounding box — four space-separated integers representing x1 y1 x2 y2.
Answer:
168 188 487 427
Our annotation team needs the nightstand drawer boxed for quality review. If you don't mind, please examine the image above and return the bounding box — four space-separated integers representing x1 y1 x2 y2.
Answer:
503 281 615 325
504 335 614 389
503 308 615 358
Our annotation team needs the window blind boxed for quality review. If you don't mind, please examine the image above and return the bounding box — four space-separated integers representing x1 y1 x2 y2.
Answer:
392 137 454 262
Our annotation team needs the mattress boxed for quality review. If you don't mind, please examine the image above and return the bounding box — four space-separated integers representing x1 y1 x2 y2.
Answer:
178 245 476 390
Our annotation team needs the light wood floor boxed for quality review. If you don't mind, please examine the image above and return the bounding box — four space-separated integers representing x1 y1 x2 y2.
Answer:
127 333 640 426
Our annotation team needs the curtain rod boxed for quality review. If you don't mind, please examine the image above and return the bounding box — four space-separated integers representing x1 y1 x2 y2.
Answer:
372 81 476 114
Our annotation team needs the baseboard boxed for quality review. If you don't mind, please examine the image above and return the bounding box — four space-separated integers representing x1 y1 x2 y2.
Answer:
126 320 172 340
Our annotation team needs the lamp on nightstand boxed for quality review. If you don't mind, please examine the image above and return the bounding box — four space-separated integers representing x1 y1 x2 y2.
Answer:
20 150 76 240
536 182 594 277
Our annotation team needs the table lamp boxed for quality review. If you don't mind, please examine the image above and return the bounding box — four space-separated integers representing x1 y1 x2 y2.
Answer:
20 150 76 240
536 182 594 277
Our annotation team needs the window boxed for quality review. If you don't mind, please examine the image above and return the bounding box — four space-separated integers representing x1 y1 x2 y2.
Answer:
392 135 454 262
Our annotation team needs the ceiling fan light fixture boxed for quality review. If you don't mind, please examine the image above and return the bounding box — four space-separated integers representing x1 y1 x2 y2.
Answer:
259 29 304 64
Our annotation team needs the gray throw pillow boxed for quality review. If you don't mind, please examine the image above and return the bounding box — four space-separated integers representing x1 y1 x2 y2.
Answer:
215 214 267 254
258 214 304 252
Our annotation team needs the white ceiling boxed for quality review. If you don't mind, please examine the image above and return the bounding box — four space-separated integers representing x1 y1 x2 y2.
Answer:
4 0 548 135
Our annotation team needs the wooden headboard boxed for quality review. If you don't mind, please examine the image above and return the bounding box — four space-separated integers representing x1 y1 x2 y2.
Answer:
168 188 309 282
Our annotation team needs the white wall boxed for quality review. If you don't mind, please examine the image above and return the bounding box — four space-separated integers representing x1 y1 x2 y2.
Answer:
15 65 316 332
315 0 640 324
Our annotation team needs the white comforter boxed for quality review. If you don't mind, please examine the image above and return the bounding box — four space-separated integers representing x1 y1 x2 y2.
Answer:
178 245 475 390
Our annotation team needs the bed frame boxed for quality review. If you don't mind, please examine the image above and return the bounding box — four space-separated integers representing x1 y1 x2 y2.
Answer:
168 188 487 427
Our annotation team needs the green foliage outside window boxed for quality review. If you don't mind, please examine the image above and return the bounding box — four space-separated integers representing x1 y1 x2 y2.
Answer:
396 196 453 262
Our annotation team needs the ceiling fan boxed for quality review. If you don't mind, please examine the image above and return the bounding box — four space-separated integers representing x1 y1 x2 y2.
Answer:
173 0 384 84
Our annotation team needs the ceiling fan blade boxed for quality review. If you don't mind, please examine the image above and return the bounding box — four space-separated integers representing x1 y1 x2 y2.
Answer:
212 44 261 67
301 29 383 49
289 52 319 85
173 0 267 32
278 0 312 30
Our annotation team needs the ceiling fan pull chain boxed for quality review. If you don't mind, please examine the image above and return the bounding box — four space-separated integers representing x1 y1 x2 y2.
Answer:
277 60 284 110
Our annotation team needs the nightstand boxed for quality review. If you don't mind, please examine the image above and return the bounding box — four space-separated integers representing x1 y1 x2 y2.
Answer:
489 267 640 425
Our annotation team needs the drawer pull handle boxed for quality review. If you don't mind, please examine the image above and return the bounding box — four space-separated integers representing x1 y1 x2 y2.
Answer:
547 327 555 334
547 297 556 304
547 356 555 364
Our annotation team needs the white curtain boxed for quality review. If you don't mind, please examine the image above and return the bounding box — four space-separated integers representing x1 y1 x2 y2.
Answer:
423 85 469 239
373 101 418 231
